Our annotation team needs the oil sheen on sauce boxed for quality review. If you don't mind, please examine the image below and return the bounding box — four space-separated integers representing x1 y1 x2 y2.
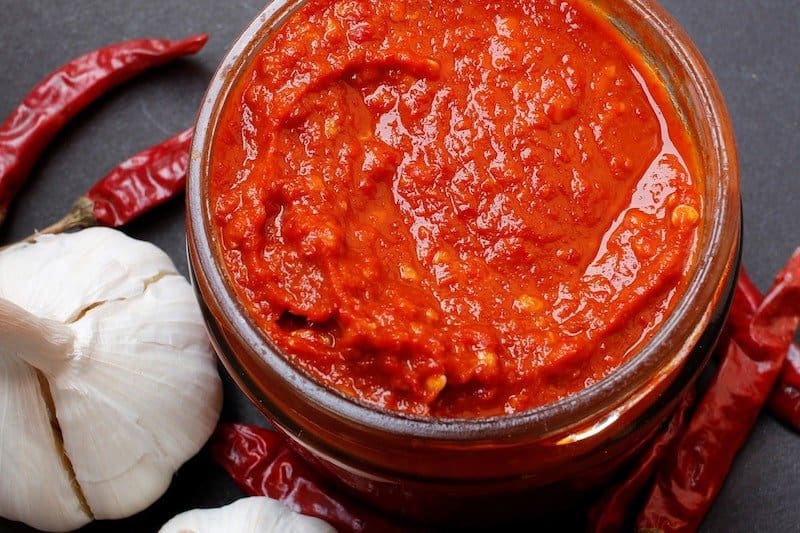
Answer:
210 0 702 418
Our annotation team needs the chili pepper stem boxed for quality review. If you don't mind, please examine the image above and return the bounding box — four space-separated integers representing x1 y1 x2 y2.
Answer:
34 197 97 238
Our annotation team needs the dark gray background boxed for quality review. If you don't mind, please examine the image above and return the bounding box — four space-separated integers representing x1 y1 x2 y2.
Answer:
0 0 797 531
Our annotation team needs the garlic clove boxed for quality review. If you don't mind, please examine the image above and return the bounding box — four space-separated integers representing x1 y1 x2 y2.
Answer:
0 228 176 323
159 497 338 533
52 274 222 519
0 357 90 532
0 297 75 373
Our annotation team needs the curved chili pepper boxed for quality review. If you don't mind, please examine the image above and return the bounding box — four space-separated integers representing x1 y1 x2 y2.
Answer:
0 34 207 225
211 423 408 533
636 250 800 533
31 128 193 237
769 344 800 427
731 268 800 429
586 388 695 533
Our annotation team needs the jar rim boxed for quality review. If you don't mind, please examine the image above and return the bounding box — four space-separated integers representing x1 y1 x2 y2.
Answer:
187 0 740 441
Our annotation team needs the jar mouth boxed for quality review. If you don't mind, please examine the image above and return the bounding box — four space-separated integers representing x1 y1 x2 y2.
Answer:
188 0 740 440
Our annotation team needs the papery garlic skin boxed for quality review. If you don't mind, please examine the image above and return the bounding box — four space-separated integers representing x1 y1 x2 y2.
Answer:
54 274 222 518
0 228 222 531
0 356 90 531
0 226 175 324
159 497 338 533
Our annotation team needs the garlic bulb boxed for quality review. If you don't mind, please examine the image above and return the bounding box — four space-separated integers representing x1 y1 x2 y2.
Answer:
159 497 337 533
0 228 222 531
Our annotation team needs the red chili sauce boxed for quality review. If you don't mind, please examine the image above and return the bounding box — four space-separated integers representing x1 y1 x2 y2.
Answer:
210 0 701 417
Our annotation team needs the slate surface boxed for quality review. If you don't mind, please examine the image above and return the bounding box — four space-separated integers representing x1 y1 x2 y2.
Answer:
0 0 797 531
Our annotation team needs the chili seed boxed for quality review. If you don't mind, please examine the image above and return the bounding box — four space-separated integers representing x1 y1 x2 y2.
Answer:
400 264 420 281
671 204 700 228
433 250 449 264
425 374 447 396
324 117 340 138
477 349 499 372
515 294 544 313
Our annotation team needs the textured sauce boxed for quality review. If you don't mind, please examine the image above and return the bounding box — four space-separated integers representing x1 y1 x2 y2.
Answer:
210 0 702 417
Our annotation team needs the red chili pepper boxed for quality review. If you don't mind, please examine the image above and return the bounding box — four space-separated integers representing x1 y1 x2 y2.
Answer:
211 423 407 533
31 128 193 236
586 388 695 533
730 268 800 429
769 344 800 428
636 251 800 533
0 34 207 225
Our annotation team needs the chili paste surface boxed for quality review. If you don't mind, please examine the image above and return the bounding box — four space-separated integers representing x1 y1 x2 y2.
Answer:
210 0 701 417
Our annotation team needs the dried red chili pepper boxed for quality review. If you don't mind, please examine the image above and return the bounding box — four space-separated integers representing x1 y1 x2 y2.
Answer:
0 34 207 225
211 423 407 533
769 344 800 428
586 388 695 533
636 250 800 533
729 268 800 429
32 128 193 236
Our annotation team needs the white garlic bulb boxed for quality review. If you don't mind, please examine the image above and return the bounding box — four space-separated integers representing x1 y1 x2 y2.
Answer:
159 497 337 533
0 228 222 531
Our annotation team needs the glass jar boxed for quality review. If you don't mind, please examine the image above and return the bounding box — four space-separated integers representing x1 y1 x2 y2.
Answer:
187 0 741 525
